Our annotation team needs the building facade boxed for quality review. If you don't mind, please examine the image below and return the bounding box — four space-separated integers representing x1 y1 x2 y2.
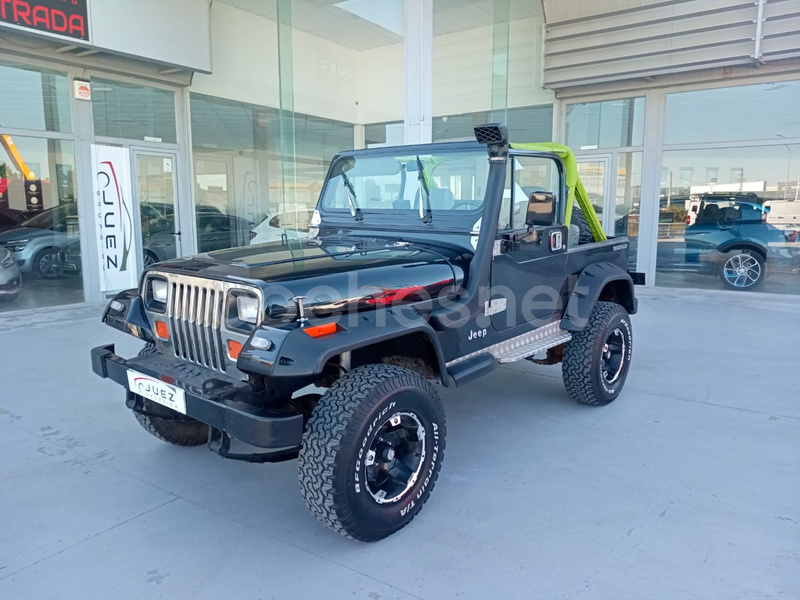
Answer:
0 0 798 313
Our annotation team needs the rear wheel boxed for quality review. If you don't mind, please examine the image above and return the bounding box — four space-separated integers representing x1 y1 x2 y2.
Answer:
143 251 159 269
131 343 209 446
298 364 446 542
562 302 633 406
719 250 765 291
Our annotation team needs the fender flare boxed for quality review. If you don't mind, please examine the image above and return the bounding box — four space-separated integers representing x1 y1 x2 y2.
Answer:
238 305 450 386
561 262 636 331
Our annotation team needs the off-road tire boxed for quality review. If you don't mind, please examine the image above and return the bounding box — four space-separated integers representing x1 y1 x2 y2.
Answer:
131 343 209 446
298 364 446 542
562 301 633 406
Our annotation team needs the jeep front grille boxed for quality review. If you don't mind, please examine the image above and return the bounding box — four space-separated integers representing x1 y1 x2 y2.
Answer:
169 280 228 372
146 272 262 374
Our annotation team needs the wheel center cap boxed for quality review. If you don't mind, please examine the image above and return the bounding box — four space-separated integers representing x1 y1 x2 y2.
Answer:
383 447 395 462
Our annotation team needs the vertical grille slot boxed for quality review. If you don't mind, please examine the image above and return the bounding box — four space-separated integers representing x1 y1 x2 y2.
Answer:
164 276 231 373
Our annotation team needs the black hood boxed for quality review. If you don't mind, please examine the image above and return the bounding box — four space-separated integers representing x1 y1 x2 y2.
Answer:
148 238 470 322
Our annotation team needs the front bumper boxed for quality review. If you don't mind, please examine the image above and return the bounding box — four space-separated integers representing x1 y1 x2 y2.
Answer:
0 269 21 296
91 344 304 450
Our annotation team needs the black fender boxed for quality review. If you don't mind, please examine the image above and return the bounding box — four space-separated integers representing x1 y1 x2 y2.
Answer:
238 305 450 386
561 262 636 331
102 289 154 342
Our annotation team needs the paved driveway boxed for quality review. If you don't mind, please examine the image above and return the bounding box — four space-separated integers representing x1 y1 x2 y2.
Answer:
1 289 798 599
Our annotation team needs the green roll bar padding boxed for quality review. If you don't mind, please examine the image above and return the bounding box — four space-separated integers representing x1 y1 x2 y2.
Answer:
510 142 607 242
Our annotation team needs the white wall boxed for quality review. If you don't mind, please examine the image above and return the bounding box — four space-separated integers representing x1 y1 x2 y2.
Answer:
89 0 211 72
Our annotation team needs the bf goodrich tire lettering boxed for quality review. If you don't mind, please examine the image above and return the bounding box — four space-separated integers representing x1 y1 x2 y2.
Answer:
562 301 633 406
298 364 446 542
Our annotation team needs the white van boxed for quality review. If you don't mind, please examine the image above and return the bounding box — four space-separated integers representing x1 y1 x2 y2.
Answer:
764 200 800 228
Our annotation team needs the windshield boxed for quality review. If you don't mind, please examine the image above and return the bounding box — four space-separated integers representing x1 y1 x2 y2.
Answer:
320 149 489 218
20 204 78 230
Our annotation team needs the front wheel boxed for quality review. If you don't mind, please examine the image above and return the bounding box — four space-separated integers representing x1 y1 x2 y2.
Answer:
562 301 633 406
34 248 60 279
131 343 209 446
719 250 766 291
298 364 446 542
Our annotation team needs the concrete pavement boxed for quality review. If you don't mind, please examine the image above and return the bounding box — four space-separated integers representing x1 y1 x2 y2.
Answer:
1 288 798 599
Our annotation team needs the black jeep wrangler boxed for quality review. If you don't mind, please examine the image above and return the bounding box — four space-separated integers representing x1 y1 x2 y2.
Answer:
92 125 642 541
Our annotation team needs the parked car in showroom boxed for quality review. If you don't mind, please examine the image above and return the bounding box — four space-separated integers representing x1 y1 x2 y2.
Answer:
663 195 800 290
0 203 78 279
0 208 29 233
0 245 21 302
59 211 257 274
249 207 313 245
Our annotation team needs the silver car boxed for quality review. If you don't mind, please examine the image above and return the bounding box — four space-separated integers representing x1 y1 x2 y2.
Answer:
0 204 79 278
0 245 21 302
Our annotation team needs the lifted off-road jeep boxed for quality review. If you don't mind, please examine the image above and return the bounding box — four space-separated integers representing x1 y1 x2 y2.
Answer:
92 125 643 541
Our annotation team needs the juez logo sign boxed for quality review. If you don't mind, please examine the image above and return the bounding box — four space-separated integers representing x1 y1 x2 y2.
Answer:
92 145 138 292
0 0 89 41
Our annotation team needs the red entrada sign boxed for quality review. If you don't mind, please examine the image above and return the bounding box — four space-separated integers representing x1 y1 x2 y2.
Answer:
0 0 89 41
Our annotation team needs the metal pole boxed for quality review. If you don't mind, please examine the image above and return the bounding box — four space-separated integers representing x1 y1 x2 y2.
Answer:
754 0 765 64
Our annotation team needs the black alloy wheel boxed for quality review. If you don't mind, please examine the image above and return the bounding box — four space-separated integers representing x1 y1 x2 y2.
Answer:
364 411 426 505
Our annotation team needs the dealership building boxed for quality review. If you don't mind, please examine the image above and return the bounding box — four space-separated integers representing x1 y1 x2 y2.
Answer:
0 0 798 312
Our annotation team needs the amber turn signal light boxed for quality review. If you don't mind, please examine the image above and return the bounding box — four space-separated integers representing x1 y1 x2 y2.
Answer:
155 321 169 340
303 322 339 338
228 340 243 360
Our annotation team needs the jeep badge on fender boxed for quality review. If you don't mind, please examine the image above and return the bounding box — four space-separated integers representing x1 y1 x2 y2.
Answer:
91 124 644 542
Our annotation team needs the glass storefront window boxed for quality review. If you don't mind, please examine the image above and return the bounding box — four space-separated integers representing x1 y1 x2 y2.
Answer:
190 93 354 252
365 122 404 148
656 145 800 294
566 97 645 150
433 105 553 142
0 62 71 133
92 78 178 144
615 152 642 270
433 1 551 126
664 81 800 145
0 137 82 312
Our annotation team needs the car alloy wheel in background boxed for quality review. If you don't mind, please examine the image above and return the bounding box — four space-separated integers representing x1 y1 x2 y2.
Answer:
720 251 765 290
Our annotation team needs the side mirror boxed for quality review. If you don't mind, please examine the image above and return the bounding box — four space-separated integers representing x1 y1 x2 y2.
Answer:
525 192 555 227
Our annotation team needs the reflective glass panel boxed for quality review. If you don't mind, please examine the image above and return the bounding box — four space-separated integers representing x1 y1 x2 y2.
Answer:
656 145 800 294
614 152 642 270
665 81 800 145
0 62 71 132
190 93 353 252
0 137 82 311
566 97 645 150
92 78 177 144
433 105 553 142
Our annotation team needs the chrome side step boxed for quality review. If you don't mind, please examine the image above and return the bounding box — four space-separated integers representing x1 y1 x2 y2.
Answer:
447 321 572 367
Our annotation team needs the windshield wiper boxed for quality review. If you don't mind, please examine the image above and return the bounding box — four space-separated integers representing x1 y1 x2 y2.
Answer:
416 155 432 224
340 171 363 222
